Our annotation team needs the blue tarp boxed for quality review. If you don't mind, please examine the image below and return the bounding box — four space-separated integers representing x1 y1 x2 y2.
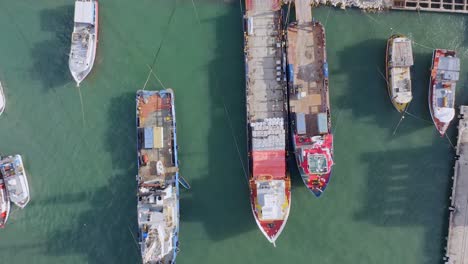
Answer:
144 127 154 149
296 113 306 135
323 62 329 78
317 113 328 134
288 64 294 83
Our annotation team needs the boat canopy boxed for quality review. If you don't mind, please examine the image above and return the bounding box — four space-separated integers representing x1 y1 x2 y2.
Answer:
391 38 413 67
439 56 460 72
439 57 460 81
317 113 328 134
295 113 306 135
74 1 95 24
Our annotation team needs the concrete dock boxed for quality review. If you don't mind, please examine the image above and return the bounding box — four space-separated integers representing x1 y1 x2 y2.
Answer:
294 0 313 23
445 105 468 264
392 0 468 14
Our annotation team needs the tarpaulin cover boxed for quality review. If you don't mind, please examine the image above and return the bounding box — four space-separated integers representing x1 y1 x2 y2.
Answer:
74 1 95 24
252 150 285 179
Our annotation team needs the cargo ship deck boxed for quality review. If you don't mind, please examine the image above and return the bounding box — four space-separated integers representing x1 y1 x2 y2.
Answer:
287 21 329 138
244 0 290 244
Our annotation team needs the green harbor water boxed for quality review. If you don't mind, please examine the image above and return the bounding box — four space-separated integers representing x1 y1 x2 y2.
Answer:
0 1 467 263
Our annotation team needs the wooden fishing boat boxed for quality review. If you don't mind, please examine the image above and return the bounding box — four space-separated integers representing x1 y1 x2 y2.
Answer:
385 34 413 113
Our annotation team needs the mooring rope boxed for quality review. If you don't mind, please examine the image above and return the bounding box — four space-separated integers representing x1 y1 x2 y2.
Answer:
142 3 177 89
222 96 249 185
191 0 201 24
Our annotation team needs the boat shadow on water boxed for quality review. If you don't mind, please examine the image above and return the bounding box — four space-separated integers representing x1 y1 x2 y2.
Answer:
333 39 435 139
356 146 453 264
30 5 74 90
177 8 257 242
41 93 140 263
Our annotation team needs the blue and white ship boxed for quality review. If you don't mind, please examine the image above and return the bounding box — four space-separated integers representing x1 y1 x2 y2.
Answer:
136 89 179 264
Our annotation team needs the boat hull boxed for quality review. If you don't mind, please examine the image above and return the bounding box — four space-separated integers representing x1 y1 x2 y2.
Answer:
249 177 291 244
244 1 290 244
69 0 98 86
292 134 334 197
385 34 412 113
0 181 10 228
428 49 459 136
0 155 30 209
0 82 4 116
287 20 334 197
136 89 179 263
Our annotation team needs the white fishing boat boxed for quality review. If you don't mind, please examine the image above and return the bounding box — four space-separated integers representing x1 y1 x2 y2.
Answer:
429 49 460 136
0 81 5 116
69 0 98 86
0 155 30 209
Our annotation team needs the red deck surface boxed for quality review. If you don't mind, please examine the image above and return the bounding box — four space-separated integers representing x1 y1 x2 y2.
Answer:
137 94 171 119
252 150 286 179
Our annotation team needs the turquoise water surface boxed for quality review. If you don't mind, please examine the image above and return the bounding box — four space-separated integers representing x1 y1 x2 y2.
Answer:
0 1 467 263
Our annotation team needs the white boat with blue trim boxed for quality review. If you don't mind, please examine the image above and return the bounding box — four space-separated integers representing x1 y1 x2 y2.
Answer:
136 89 180 264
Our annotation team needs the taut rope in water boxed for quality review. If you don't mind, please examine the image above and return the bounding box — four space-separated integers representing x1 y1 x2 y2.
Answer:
446 133 456 150
142 3 176 89
146 64 167 90
76 86 86 126
392 112 406 136
127 225 141 257
364 13 435 51
222 96 249 185
191 0 201 24
404 111 432 124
